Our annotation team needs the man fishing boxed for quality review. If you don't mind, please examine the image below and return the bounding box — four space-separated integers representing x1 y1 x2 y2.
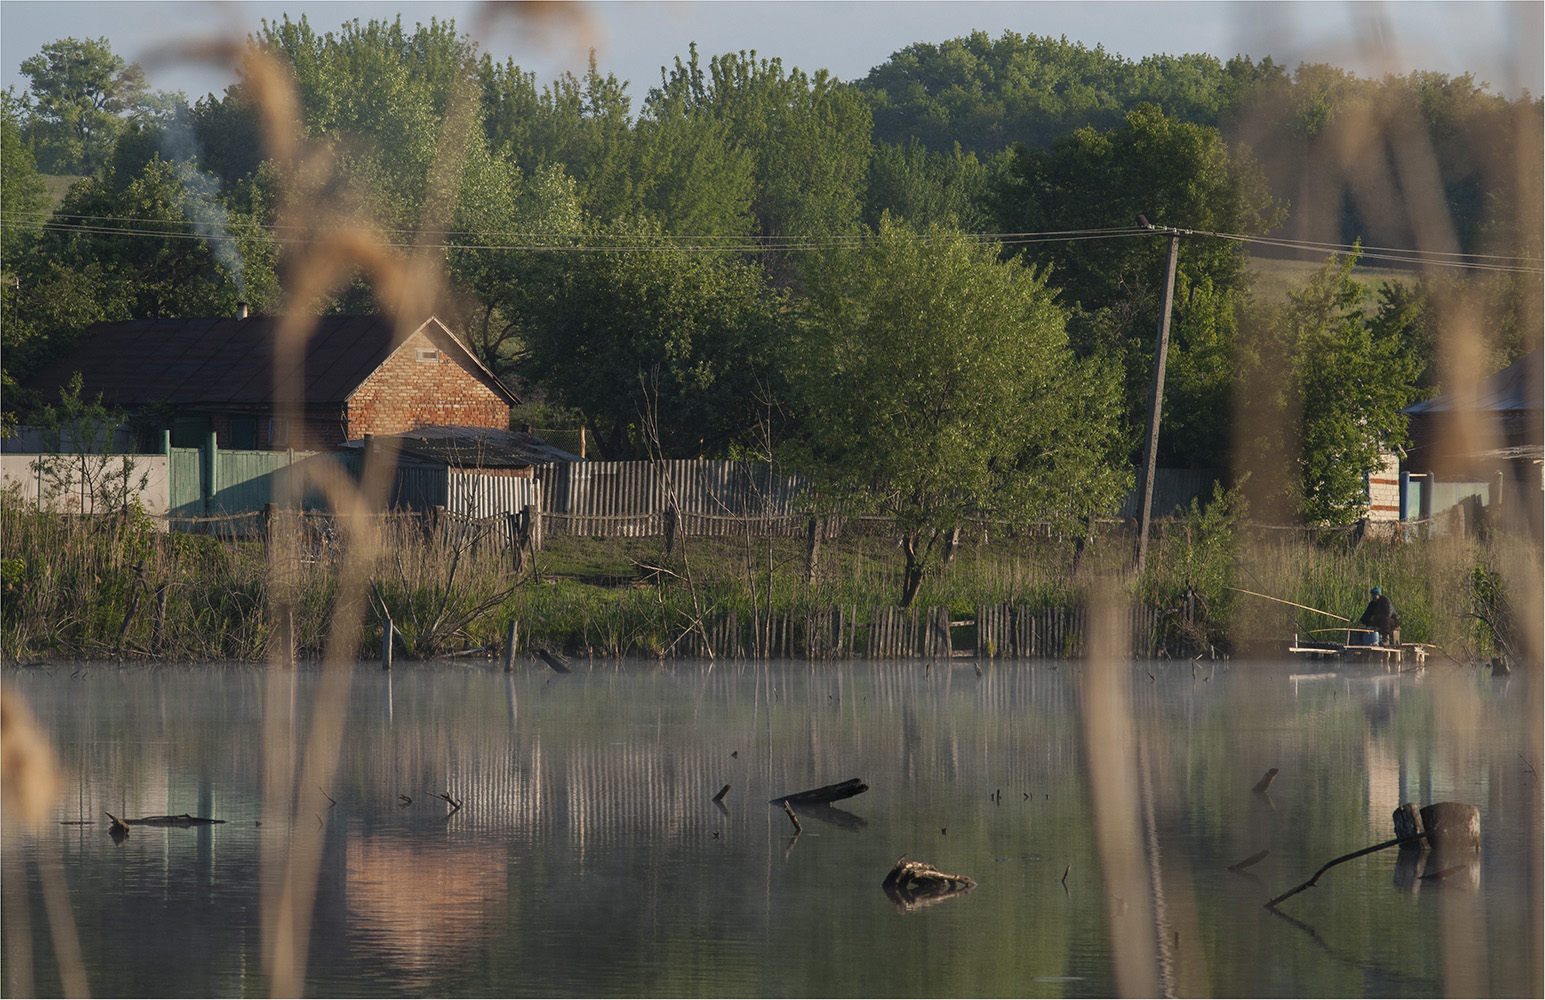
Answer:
1359 586 1401 646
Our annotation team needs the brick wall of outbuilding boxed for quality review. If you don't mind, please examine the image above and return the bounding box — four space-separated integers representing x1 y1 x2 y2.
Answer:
346 330 509 438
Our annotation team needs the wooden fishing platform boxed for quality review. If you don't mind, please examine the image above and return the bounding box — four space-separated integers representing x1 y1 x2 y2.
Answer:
1289 631 1428 666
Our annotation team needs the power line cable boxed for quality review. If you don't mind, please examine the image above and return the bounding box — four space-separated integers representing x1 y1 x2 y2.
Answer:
5 212 1542 273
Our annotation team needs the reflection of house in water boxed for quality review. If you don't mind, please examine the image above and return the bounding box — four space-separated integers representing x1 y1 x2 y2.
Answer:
345 833 508 983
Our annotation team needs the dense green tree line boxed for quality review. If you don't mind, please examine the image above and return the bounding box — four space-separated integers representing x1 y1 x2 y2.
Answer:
2 17 1536 574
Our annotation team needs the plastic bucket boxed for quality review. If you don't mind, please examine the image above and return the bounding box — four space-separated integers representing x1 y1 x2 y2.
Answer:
1349 629 1379 646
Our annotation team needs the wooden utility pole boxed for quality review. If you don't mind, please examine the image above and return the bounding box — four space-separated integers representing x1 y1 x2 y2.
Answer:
1136 225 1181 575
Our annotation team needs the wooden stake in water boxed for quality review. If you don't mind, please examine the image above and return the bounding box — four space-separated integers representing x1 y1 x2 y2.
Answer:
503 619 519 672
380 616 392 671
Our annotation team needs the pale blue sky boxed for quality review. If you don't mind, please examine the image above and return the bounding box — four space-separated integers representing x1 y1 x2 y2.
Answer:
3 1 1541 107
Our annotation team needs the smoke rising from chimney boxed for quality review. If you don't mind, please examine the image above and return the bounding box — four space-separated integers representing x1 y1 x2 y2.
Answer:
161 115 246 299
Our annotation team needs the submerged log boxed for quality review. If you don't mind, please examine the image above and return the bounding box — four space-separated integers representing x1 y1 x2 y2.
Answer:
106 811 225 828
1228 850 1270 873
534 647 572 674
767 778 868 806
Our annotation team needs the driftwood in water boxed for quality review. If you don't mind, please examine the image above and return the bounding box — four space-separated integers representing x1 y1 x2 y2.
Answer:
1228 850 1270 873
883 856 975 892
1265 835 1424 909
1266 801 1480 910
106 811 225 827
882 856 976 911
1252 768 1279 793
534 647 572 674
768 778 867 806
105 810 223 843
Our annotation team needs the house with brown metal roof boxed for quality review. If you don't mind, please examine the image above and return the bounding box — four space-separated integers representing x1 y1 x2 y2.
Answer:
1402 349 1542 479
23 314 518 451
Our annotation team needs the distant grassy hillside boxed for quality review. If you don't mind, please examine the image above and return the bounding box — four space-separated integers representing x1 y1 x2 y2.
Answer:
1248 255 1418 303
42 175 84 207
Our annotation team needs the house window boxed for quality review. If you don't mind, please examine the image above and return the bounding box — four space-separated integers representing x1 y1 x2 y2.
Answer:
230 418 258 450
416 348 440 363
269 417 290 447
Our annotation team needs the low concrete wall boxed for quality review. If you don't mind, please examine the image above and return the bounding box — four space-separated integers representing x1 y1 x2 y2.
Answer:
0 453 170 515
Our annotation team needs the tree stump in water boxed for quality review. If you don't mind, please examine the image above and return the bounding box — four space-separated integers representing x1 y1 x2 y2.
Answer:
1393 802 1480 852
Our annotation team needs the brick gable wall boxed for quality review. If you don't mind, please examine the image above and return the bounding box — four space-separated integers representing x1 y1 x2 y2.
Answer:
346 330 509 438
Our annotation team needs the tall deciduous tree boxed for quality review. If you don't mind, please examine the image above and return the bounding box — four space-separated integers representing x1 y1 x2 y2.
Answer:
1240 252 1424 523
480 55 643 226
7 157 276 392
447 160 586 377
863 138 991 231
2 89 54 425
859 31 1251 154
258 14 479 232
1 90 49 269
994 103 1284 469
785 218 1128 607
18 36 177 175
517 220 788 460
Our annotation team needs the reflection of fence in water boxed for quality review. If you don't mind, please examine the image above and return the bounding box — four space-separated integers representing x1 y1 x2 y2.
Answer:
355 665 1088 842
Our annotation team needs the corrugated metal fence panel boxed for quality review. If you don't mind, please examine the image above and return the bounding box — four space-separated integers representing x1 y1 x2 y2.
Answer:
446 472 541 520
393 467 449 511
1117 468 1220 519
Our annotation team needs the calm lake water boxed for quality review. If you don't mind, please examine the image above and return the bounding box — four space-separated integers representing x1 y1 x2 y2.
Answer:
3 657 1539 998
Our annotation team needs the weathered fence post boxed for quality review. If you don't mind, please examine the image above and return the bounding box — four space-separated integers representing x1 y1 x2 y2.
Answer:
524 503 542 551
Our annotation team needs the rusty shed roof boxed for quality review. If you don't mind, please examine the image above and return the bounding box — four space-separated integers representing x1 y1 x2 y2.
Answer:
25 315 517 409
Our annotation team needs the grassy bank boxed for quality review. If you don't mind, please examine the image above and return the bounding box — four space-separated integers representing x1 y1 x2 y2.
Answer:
1 490 1533 664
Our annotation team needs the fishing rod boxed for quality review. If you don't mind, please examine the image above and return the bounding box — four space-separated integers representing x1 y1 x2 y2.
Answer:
1228 587 1350 622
